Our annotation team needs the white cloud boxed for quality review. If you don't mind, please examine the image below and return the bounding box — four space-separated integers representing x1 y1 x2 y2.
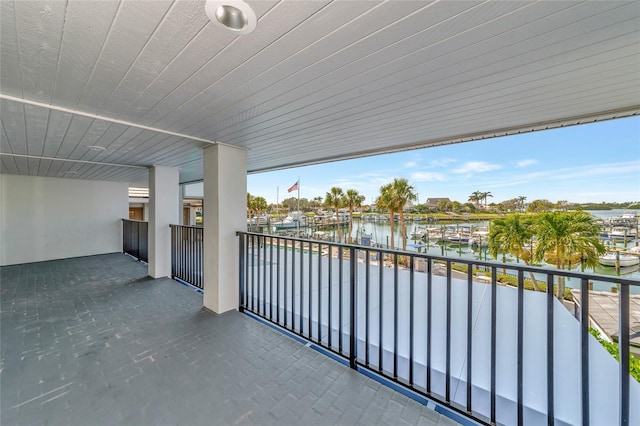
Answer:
453 161 502 174
479 160 640 193
517 159 538 167
405 161 418 168
429 158 457 168
410 172 446 182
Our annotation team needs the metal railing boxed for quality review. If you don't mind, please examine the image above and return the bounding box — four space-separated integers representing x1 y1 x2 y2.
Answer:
122 219 148 262
170 224 203 289
237 231 638 426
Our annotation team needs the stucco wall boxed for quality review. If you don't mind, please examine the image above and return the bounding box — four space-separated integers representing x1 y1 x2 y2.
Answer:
0 174 128 266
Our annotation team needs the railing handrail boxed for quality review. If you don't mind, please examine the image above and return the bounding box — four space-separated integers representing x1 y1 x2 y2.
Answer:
122 218 147 223
237 231 640 287
170 223 202 230
170 224 204 290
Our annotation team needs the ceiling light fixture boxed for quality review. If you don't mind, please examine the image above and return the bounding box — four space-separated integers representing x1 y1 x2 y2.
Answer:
205 0 256 35
87 145 106 151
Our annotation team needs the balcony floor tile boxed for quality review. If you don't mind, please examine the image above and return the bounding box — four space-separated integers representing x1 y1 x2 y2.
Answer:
1 253 458 425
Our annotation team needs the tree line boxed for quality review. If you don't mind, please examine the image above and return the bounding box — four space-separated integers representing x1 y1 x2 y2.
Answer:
250 188 637 217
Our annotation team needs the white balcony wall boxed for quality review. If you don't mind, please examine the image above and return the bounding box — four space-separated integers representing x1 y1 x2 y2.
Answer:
0 174 128 266
243 246 640 425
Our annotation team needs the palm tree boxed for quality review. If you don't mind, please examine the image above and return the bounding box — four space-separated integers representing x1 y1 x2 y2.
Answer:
376 183 399 250
469 191 482 208
488 214 541 291
253 196 268 224
344 189 365 243
478 191 493 210
247 193 254 221
533 211 605 300
481 191 493 209
393 178 417 251
312 196 323 212
324 187 345 242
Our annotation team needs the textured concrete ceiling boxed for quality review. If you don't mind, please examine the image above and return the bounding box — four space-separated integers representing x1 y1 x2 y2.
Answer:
1 0 639 185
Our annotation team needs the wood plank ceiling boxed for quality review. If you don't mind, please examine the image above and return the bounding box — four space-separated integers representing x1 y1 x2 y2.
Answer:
1 0 639 185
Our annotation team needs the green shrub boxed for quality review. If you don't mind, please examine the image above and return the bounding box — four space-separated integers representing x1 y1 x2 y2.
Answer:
590 328 640 383
448 263 573 300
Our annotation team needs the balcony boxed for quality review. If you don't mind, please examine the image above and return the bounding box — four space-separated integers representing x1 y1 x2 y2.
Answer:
3 222 638 426
0 253 460 426
233 231 640 425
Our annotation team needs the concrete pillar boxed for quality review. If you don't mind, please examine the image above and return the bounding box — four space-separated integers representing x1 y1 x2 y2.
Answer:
178 185 185 225
203 144 247 314
148 166 179 278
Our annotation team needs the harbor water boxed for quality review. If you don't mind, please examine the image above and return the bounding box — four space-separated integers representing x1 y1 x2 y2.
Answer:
343 210 640 292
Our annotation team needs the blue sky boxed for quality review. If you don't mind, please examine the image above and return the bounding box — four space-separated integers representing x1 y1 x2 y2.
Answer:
247 117 640 206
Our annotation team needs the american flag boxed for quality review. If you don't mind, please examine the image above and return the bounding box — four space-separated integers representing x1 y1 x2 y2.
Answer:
287 180 299 193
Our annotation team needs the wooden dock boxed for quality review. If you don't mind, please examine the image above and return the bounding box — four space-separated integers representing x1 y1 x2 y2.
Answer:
572 289 640 358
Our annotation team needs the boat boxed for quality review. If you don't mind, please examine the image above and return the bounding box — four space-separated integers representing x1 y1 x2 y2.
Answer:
469 229 489 246
251 214 269 225
410 227 428 239
273 211 307 230
607 227 637 240
447 233 470 243
607 211 637 227
332 211 350 223
598 252 640 267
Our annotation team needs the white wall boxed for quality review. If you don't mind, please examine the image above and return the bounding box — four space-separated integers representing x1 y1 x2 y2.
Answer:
0 174 128 266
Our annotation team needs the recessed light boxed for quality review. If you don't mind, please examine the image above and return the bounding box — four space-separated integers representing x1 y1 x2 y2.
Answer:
87 145 106 151
205 0 256 35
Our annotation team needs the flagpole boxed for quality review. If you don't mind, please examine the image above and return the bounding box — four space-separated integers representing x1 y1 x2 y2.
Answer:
296 177 300 236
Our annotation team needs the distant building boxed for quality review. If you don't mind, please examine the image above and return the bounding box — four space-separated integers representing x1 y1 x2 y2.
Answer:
425 197 451 208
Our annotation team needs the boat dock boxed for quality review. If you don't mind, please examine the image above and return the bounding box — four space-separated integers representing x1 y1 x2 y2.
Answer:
572 289 640 358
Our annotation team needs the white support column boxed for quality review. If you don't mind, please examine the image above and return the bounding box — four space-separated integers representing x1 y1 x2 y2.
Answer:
148 166 179 278
203 144 247 314
178 185 185 225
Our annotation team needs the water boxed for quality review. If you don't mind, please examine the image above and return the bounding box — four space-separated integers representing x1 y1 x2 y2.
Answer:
346 214 640 292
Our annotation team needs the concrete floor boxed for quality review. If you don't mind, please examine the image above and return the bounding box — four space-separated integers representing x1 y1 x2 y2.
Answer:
1 253 460 426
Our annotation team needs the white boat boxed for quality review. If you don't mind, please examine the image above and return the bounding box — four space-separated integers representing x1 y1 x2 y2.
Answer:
598 252 640 267
273 212 307 230
607 211 637 227
607 227 637 240
469 229 489 246
251 214 269 225
447 233 470 243
410 227 428 239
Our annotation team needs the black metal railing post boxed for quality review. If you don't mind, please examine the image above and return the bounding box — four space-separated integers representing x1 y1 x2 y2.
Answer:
238 231 245 312
349 246 357 369
546 274 555 425
517 270 524 425
620 283 630 425
580 278 590 425
490 266 497 425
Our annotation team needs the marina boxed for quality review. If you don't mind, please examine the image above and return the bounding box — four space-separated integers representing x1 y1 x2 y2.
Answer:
252 209 640 289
